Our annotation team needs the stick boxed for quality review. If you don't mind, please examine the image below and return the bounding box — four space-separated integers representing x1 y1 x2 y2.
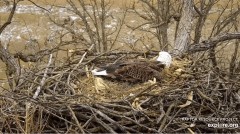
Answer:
33 54 53 99
67 105 85 134
67 44 95 94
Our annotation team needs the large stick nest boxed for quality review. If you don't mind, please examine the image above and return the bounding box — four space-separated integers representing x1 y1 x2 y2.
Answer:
0 51 239 133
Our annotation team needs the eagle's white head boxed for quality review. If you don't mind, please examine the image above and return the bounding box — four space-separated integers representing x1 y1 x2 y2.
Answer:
157 51 172 68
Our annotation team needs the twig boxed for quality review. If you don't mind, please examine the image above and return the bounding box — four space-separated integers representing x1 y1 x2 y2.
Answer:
158 102 175 132
122 115 158 133
33 54 53 99
67 105 85 134
27 0 50 13
66 44 95 94
196 88 215 103
81 104 126 133
94 109 126 133
125 83 158 101
0 0 18 34
92 112 117 134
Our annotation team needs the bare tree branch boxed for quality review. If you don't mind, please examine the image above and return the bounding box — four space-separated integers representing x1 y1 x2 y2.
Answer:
188 33 240 53
0 0 18 34
27 0 50 13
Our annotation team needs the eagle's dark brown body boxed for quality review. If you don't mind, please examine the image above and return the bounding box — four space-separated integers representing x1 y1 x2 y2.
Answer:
98 60 166 83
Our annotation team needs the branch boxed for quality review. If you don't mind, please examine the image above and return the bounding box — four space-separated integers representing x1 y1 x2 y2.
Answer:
0 0 18 34
14 48 58 62
67 106 85 134
33 54 53 99
27 0 50 13
188 32 240 53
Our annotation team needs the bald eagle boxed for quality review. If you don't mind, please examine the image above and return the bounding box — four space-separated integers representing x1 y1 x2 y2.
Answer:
91 51 172 83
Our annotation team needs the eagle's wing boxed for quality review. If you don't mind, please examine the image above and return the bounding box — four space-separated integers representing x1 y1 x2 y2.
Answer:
97 61 127 74
113 64 163 82
97 60 165 83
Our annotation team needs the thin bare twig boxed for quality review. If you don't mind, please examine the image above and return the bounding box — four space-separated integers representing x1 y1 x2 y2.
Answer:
67 105 85 134
33 54 53 99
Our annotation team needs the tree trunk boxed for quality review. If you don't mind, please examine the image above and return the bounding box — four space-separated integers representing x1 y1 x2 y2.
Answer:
0 43 21 89
172 0 194 57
